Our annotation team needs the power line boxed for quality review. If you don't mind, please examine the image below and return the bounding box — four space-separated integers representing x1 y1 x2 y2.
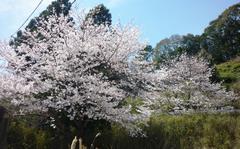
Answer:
11 0 77 38
11 0 44 38
71 0 77 4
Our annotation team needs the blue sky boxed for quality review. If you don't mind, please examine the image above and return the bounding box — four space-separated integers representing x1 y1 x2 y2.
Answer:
0 0 239 46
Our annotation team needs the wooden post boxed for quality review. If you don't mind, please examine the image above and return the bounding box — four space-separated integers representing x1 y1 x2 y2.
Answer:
79 138 86 149
71 136 78 149
70 136 87 149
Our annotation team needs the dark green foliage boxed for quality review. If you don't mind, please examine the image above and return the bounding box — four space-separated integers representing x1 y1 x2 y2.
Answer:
39 0 72 18
6 115 112 149
96 114 240 149
201 3 240 63
7 117 47 149
85 4 112 26
6 114 240 149
179 34 202 56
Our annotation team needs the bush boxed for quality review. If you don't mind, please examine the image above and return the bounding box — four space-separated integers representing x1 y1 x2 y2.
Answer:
7 114 240 149
97 114 240 149
7 121 49 149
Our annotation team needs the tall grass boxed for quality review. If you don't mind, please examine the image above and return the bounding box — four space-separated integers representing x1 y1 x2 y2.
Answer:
7 113 240 149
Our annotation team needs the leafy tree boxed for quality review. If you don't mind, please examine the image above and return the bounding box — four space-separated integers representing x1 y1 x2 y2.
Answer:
85 4 112 26
202 3 240 63
153 34 203 66
178 34 202 56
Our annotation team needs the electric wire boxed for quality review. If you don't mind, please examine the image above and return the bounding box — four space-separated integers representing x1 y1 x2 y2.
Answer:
10 0 44 38
10 0 78 38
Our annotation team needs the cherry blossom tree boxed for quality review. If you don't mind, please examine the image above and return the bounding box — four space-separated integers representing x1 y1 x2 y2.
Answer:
0 12 154 135
153 54 236 113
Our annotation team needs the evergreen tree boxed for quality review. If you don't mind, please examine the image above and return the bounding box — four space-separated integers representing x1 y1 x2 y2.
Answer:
85 4 112 26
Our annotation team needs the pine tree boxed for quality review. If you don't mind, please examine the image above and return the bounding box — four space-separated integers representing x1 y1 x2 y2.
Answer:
85 4 112 26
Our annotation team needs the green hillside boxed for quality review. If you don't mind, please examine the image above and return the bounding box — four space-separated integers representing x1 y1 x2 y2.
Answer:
216 57 240 94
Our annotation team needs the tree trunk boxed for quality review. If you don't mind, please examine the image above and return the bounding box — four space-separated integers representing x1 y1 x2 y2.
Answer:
0 106 8 149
